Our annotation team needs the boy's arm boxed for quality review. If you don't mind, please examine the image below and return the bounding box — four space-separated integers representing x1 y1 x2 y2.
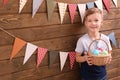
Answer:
75 52 87 63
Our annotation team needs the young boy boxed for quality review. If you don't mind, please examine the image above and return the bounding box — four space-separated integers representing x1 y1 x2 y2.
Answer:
75 8 112 80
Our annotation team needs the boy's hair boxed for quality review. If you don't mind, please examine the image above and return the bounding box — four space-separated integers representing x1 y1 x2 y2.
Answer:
83 8 103 24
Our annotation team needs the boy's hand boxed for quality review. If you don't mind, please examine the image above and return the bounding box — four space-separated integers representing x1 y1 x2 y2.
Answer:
84 52 93 66
106 54 112 64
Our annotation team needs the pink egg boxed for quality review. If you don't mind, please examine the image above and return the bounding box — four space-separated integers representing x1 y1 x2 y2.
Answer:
98 48 103 51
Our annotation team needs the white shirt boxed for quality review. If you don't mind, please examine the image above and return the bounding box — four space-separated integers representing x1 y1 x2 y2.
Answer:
75 33 112 54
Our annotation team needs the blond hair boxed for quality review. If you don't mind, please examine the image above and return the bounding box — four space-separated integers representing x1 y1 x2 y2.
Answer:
83 8 103 24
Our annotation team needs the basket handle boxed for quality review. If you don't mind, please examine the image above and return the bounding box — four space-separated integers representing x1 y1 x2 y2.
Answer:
88 39 110 55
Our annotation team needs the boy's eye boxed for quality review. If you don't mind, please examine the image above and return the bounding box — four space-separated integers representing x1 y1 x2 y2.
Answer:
94 19 99 22
88 20 92 22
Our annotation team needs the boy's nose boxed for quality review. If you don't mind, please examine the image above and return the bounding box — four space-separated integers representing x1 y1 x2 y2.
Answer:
91 21 96 25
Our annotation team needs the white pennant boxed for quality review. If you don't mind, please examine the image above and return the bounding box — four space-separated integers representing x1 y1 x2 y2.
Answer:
19 0 27 13
112 0 117 7
59 51 69 71
23 43 38 64
95 0 103 11
32 0 44 18
78 4 86 23
58 3 67 24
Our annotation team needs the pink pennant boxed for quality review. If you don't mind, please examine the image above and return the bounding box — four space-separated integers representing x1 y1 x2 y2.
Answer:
4 0 8 5
103 0 110 13
68 4 77 24
37 47 48 67
69 52 76 69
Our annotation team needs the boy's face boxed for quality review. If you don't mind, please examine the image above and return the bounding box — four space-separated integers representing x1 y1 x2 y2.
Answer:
84 13 103 33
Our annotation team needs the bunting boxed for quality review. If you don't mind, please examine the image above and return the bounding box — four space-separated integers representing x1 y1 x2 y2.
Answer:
112 0 117 7
108 32 117 48
10 37 26 60
78 4 86 23
3 0 8 5
58 2 67 24
87 2 94 9
69 52 76 69
37 47 48 67
103 0 110 13
0 0 119 71
49 50 59 67
59 52 69 71
32 0 44 17
95 0 103 11
46 0 56 21
23 43 38 64
68 4 77 24
19 0 27 13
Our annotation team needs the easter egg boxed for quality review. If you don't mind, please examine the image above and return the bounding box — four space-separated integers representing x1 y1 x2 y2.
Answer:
102 50 108 55
98 48 103 51
92 49 99 55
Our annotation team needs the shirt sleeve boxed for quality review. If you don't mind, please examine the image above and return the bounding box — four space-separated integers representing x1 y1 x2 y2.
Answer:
75 38 84 53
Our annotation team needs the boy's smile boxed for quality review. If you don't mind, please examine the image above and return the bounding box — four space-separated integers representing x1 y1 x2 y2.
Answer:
85 13 103 33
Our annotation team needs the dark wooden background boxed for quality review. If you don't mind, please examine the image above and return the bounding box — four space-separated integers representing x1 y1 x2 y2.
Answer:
0 0 119 80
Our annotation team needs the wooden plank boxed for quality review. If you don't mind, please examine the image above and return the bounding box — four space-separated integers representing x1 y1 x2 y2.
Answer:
0 24 120 46
0 12 80 29
1 8 120 29
109 76 120 80
19 70 80 80
0 24 84 45
0 61 79 80
107 67 120 79
107 58 120 70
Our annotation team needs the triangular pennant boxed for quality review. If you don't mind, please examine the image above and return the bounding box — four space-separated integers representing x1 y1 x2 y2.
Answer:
95 0 103 11
19 0 27 13
37 47 48 67
32 0 44 18
69 52 76 69
47 0 56 21
23 43 38 64
59 51 69 71
3 0 8 5
87 2 94 9
68 4 77 24
112 0 117 7
108 32 117 48
103 0 110 13
78 4 86 23
49 50 59 67
58 2 67 24
10 37 26 60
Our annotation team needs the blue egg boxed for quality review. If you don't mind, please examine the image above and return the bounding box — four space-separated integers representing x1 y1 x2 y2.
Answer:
93 50 99 55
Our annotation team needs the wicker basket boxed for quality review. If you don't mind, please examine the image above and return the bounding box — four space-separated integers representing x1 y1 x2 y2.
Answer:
88 39 111 66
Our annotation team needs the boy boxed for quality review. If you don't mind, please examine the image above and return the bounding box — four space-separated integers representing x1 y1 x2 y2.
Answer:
75 8 112 80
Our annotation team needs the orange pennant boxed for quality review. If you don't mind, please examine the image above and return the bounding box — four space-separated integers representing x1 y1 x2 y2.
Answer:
10 37 26 60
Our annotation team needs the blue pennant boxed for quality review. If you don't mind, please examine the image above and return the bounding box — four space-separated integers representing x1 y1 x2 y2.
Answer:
108 32 117 48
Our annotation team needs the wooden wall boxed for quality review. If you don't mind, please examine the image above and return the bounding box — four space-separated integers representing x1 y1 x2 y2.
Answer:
0 0 120 80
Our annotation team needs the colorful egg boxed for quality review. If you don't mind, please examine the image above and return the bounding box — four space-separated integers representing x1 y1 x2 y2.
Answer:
102 50 108 55
98 48 103 52
92 49 99 55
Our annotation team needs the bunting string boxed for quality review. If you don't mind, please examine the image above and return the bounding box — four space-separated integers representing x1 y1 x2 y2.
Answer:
0 26 15 38
0 0 118 70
